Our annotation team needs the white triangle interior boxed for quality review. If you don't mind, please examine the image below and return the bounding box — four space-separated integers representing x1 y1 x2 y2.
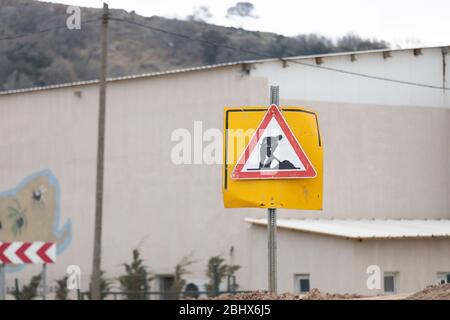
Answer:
241 117 307 172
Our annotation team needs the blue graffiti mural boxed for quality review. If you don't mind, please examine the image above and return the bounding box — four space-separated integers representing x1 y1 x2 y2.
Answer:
0 169 72 272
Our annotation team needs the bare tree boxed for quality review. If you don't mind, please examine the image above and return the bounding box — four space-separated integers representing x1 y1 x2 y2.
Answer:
118 249 153 300
54 276 69 300
205 255 241 297
200 30 229 65
226 2 258 28
169 253 196 299
187 6 213 23
336 33 387 51
15 273 42 300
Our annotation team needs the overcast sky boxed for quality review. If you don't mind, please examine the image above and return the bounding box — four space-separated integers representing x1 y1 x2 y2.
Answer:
40 0 450 48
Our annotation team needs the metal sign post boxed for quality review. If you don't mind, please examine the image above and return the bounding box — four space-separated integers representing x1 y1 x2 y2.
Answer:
268 208 277 294
0 264 5 300
41 264 47 300
77 273 82 300
268 85 279 294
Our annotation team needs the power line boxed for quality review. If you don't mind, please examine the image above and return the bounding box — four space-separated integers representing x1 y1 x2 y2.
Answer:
287 60 449 90
0 18 101 41
109 16 449 91
0 14 448 91
108 17 266 59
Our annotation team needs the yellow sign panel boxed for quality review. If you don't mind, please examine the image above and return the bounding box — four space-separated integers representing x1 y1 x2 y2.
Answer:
222 106 323 210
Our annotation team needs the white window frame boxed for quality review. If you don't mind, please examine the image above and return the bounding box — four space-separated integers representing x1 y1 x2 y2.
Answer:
156 274 175 300
437 272 450 285
294 274 310 293
383 272 399 294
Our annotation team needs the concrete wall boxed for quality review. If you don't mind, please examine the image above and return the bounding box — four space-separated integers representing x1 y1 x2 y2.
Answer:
252 47 450 108
0 65 270 295
248 225 450 295
279 99 450 219
0 80 99 295
0 49 449 296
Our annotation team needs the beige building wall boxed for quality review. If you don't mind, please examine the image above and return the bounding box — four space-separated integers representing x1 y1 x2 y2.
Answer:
248 226 450 295
0 81 100 294
0 66 270 294
281 99 450 219
252 47 450 108
0 55 449 296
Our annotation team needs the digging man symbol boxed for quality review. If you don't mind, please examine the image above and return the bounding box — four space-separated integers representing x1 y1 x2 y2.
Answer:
257 135 298 170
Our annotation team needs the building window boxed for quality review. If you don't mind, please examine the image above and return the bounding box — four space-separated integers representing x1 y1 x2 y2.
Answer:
157 275 175 300
294 274 310 293
437 272 450 285
383 272 398 294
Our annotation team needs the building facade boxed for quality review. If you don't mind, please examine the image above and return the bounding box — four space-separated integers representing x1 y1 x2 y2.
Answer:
0 46 449 298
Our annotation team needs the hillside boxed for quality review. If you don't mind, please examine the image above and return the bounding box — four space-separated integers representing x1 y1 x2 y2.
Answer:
0 0 388 91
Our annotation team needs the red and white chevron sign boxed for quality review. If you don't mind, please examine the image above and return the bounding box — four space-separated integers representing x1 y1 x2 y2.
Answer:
0 242 56 264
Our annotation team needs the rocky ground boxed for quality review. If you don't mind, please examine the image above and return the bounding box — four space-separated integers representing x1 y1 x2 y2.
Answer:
405 283 450 300
211 284 450 300
213 288 363 300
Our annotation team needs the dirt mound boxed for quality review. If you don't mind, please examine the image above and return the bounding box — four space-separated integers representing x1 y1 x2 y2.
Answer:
302 288 363 300
405 284 450 300
213 289 363 300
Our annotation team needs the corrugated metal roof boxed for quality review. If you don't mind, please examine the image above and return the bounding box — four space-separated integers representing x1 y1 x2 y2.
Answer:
245 218 450 239
1 45 448 96
0 61 243 96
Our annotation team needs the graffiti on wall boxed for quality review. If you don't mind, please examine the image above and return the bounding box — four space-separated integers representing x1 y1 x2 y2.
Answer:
0 169 72 272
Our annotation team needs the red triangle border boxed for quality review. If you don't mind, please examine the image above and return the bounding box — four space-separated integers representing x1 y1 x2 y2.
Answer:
231 105 317 180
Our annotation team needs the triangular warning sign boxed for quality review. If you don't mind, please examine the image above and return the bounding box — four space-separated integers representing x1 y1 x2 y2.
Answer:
232 105 317 180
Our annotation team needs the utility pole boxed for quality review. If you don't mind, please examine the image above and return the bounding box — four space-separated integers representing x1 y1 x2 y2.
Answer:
0 265 5 300
91 2 109 300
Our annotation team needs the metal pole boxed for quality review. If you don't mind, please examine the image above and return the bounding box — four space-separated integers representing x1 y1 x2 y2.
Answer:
41 264 47 300
267 208 277 294
76 272 81 300
270 85 279 106
268 85 279 294
0 265 5 300
92 2 109 301
14 278 19 300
